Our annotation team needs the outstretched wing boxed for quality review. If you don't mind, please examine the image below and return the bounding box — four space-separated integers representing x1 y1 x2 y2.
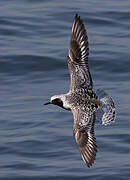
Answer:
72 107 97 167
68 14 93 91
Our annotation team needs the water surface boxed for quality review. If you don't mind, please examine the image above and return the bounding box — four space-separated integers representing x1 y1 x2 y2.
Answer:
0 0 130 179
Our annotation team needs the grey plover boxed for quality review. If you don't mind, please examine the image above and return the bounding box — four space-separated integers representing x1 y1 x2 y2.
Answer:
44 14 115 167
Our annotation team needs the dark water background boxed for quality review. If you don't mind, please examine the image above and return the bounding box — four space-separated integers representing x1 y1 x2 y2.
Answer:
0 0 130 179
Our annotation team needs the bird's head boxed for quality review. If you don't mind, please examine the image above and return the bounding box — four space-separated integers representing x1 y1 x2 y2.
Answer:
44 95 71 110
44 95 64 108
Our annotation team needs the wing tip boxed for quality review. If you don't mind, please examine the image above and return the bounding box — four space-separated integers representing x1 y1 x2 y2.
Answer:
75 13 80 19
80 147 97 167
74 14 82 26
71 13 89 58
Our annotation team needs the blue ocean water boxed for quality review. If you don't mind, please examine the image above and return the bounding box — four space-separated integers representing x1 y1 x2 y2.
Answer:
0 0 130 179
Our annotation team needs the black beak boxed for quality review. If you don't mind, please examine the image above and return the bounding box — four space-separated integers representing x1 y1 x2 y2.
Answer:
44 101 51 105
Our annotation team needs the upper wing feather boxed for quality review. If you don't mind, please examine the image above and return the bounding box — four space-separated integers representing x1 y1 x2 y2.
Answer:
68 14 93 91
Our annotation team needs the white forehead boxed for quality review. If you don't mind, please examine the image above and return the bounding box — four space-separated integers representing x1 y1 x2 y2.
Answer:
50 95 65 102
51 95 59 101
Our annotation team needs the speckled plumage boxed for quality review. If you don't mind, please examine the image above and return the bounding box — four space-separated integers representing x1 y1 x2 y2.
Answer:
45 14 116 167
66 14 99 167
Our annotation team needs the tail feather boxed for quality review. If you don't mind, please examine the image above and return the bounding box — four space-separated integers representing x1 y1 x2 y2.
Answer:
96 89 116 126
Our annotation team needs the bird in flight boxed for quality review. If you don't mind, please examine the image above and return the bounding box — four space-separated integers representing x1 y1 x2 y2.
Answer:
44 14 116 167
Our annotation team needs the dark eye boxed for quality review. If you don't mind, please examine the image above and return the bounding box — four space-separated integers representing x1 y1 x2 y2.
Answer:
52 98 63 107
52 98 59 104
